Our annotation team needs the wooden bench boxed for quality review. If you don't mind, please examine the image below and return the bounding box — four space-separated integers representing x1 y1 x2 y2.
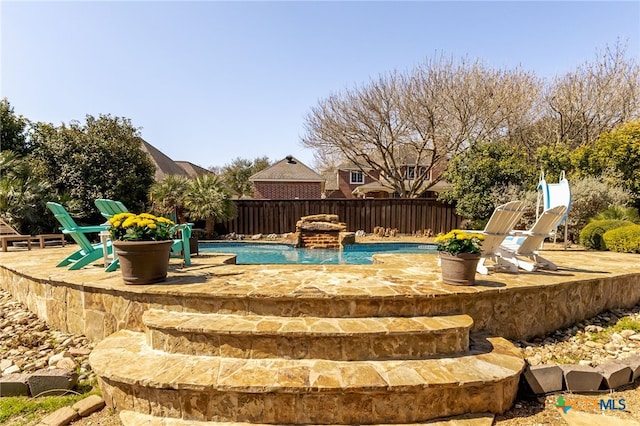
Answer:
1 219 65 252
1 235 35 252
36 234 66 249
1 234 66 252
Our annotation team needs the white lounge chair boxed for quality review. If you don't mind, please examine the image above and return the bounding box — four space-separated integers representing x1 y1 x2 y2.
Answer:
498 205 568 272
467 201 527 275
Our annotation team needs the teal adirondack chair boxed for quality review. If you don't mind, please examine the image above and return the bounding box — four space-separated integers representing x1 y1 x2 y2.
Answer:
46 202 111 270
94 199 129 220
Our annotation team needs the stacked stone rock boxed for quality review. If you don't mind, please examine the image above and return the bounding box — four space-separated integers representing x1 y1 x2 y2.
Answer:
0 289 95 397
294 214 354 249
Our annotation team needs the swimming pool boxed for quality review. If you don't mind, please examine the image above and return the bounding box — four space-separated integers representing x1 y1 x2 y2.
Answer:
199 242 437 265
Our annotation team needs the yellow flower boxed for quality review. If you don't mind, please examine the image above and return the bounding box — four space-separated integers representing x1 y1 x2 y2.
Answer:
122 217 137 228
112 212 133 221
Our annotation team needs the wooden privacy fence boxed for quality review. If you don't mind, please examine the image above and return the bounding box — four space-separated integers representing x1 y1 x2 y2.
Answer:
216 199 463 236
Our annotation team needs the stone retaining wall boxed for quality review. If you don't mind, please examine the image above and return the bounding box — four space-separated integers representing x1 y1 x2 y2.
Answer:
2 253 640 343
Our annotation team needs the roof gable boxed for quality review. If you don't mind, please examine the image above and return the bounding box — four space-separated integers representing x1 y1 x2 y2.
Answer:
250 156 324 182
175 161 212 178
139 138 190 181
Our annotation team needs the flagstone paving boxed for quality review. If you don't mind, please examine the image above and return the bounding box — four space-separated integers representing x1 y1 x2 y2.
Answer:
1 245 640 424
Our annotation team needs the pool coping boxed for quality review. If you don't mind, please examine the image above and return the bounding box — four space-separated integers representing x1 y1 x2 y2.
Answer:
1 246 640 343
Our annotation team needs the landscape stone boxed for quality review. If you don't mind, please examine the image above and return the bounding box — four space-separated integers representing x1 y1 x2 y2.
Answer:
339 231 356 247
36 406 79 426
2 364 21 375
68 347 91 357
297 221 346 232
0 358 13 371
72 394 105 416
47 351 72 367
598 361 632 389
522 364 564 394
55 357 78 371
300 214 339 223
28 368 78 397
621 354 640 381
0 372 30 397
561 365 604 392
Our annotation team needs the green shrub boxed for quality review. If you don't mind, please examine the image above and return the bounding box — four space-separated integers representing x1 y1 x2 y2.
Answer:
568 177 631 242
602 224 640 253
594 205 640 223
579 220 635 250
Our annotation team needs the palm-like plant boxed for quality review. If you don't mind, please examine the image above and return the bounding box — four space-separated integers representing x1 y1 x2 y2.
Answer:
149 175 190 222
0 150 52 233
594 205 640 223
185 175 236 237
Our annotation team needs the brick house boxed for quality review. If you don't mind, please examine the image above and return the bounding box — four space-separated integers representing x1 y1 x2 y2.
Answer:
250 156 325 199
322 161 451 199
323 164 391 199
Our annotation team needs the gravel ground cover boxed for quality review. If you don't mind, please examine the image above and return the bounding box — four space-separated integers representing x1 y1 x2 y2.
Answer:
496 305 640 425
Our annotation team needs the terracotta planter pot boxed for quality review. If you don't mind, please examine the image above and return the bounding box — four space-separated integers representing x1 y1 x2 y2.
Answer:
113 240 173 285
439 252 481 286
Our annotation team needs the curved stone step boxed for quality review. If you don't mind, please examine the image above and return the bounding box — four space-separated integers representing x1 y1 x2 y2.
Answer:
120 410 495 426
143 309 473 360
91 330 523 424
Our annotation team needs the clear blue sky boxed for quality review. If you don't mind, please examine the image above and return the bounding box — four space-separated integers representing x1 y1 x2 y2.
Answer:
2 1 639 170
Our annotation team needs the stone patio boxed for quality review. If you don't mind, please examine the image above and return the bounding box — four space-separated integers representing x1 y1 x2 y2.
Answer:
1 245 639 424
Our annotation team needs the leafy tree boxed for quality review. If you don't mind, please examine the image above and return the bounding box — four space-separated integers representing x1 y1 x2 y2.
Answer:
30 115 155 222
0 98 31 155
220 156 271 198
185 175 236 237
149 175 190 222
0 150 53 233
535 144 574 182
586 121 640 207
440 141 537 225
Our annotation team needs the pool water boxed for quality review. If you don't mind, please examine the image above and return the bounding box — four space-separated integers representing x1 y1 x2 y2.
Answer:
199 242 437 265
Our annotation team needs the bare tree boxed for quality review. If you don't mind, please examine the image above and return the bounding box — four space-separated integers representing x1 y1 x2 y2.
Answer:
544 41 640 148
302 55 540 197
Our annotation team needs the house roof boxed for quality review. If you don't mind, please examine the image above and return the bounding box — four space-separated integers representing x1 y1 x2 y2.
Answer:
175 161 212 178
250 155 325 182
139 138 191 181
335 160 374 171
138 139 213 181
